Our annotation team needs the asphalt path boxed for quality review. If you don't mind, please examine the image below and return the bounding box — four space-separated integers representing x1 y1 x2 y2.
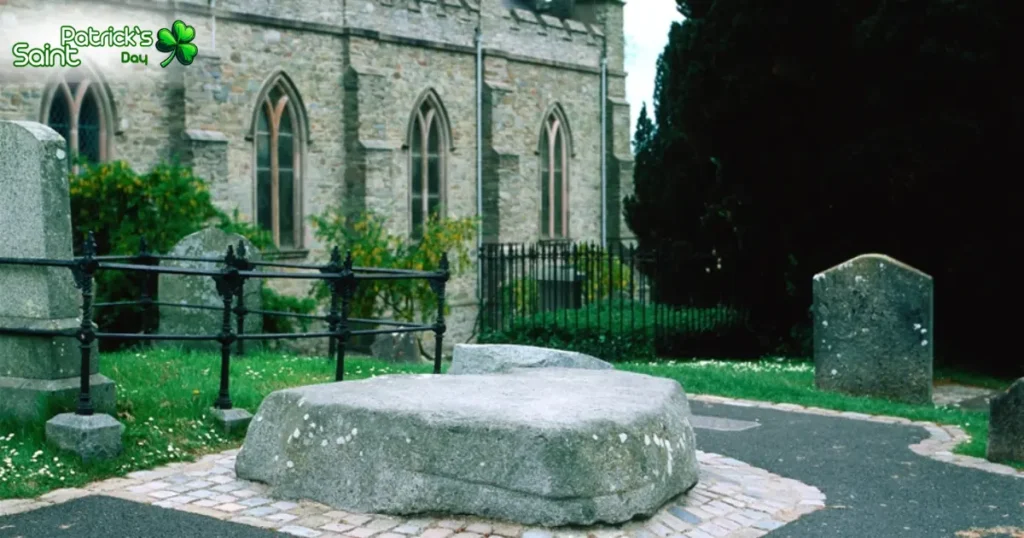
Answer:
690 400 1024 537
1 403 1022 537
0 495 280 538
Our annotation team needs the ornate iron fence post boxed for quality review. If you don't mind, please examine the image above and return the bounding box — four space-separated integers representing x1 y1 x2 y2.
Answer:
429 253 450 374
212 246 242 410
335 252 355 382
321 247 343 362
232 240 254 357
70 232 99 416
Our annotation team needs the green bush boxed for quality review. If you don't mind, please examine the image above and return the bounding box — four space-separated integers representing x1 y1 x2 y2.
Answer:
479 300 749 361
309 209 475 323
261 286 319 337
68 160 274 346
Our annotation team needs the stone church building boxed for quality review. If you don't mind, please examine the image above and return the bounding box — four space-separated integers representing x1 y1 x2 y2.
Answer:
0 0 633 346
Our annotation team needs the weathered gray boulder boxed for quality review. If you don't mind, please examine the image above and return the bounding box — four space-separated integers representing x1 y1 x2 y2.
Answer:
235 368 699 526
987 378 1024 463
813 253 934 405
449 343 612 375
158 228 262 353
370 332 423 363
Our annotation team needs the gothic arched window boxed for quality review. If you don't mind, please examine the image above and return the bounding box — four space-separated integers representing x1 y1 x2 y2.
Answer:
408 90 450 240
254 74 306 249
43 74 111 166
539 106 571 239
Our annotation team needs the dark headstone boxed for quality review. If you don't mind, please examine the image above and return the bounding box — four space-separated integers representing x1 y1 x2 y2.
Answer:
158 228 262 353
370 332 422 364
813 253 933 405
987 378 1024 463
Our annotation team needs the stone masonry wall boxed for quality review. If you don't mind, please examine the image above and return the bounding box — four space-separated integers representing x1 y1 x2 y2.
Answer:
0 0 630 351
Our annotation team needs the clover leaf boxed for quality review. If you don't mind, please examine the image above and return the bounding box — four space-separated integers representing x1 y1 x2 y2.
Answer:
156 20 199 68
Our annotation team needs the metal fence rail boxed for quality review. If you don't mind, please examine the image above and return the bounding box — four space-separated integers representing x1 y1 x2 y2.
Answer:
478 241 751 360
0 232 449 419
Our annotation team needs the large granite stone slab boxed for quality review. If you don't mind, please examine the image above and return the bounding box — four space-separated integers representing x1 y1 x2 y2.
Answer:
0 121 114 423
813 253 934 405
987 378 1024 463
235 368 699 526
449 343 612 374
158 227 262 353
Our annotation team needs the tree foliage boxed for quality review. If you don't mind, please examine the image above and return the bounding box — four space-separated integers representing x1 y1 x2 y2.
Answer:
625 0 1021 374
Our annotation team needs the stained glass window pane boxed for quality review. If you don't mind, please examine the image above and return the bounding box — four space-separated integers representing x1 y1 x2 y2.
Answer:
47 89 71 156
540 128 550 236
279 169 294 248
279 105 292 135
427 117 440 200
256 130 270 169
78 90 101 164
553 128 563 237
411 117 424 237
257 169 272 233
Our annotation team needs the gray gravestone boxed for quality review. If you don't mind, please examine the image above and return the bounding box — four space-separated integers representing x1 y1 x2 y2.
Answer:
158 227 262 353
370 332 423 363
987 378 1024 463
0 121 116 423
813 253 934 405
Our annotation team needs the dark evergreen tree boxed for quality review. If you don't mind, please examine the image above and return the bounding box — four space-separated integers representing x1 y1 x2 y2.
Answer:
625 0 1022 374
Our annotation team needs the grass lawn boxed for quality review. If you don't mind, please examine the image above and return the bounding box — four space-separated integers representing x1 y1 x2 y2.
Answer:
0 350 1019 500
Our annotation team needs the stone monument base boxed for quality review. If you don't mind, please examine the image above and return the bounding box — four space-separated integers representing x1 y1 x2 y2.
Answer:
45 412 125 462
0 374 116 423
211 407 254 435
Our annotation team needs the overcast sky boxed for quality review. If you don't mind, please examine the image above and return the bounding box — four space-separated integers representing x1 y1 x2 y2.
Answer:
623 1 684 145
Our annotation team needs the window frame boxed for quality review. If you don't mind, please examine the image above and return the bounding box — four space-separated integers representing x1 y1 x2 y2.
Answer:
41 73 112 169
252 75 306 250
407 91 450 240
539 108 571 240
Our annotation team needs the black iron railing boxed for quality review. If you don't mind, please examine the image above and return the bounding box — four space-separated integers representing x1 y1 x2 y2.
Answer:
478 241 753 360
0 232 449 417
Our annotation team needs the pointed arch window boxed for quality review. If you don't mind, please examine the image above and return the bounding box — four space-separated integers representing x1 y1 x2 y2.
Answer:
540 109 570 239
409 94 448 240
43 75 110 166
254 77 305 249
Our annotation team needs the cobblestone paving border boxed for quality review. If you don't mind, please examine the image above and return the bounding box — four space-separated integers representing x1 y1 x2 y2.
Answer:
690 394 1024 479
0 448 826 538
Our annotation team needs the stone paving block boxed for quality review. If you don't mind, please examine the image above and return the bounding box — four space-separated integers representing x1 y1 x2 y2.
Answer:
347 527 380 538
38 488 90 504
321 523 356 533
244 505 281 517
436 520 466 530
279 525 323 537
343 514 375 526
268 513 301 523
419 529 455 538
464 523 491 534
230 515 279 529
215 502 247 513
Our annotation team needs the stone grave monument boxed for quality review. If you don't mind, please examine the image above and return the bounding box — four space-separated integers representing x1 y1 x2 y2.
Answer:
158 227 263 353
813 253 934 405
0 120 122 461
0 120 116 423
987 378 1024 464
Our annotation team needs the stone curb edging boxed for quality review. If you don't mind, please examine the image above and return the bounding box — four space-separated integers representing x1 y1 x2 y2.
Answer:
0 449 827 538
689 394 1023 479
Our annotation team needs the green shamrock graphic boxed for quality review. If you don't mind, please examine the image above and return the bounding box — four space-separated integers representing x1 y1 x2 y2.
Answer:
156 20 198 68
